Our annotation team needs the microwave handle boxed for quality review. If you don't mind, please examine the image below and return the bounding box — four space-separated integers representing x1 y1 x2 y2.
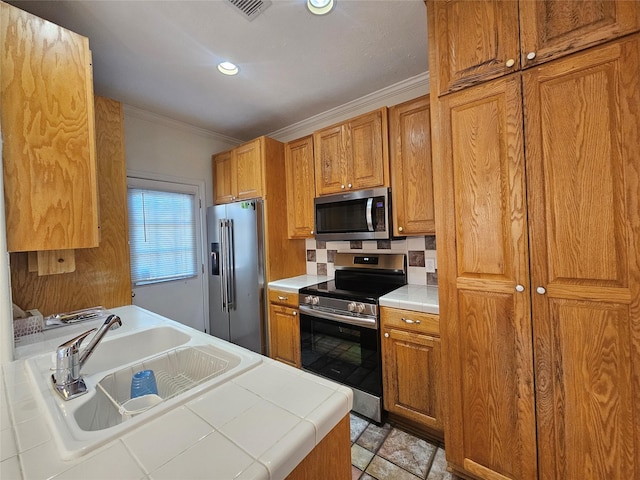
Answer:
366 197 374 232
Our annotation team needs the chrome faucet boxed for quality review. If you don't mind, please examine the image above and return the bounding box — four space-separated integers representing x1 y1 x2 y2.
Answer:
51 314 122 400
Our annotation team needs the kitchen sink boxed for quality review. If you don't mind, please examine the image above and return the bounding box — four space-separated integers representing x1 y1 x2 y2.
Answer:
25 323 262 459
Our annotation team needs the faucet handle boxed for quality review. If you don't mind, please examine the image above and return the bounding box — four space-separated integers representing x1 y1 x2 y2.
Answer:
56 328 97 357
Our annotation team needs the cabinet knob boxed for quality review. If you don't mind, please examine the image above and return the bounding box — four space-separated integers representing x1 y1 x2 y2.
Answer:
515 284 525 292
526 51 536 61
398 226 404 232
293 311 298 316
384 332 389 338
536 286 546 295
348 183 352 189
506 58 516 68
310 230 314 235
340 184 345 189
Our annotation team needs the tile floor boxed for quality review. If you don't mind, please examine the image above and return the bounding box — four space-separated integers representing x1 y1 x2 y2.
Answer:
350 414 452 480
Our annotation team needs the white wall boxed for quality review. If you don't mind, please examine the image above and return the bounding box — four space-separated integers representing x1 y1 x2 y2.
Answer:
123 105 241 206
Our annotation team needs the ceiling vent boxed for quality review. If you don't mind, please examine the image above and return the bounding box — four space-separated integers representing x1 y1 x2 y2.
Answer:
226 0 272 21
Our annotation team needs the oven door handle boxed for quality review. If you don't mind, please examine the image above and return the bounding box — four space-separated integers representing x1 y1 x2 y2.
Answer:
299 304 378 330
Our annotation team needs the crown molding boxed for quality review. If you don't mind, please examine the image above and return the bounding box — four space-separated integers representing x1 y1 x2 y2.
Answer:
123 104 243 146
267 72 430 142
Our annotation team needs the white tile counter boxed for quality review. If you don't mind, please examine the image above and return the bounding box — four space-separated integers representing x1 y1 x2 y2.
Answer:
267 275 329 293
0 306 352 480
379 285 440 315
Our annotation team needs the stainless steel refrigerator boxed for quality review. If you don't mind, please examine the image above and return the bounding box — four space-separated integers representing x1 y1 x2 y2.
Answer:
207 200 267 355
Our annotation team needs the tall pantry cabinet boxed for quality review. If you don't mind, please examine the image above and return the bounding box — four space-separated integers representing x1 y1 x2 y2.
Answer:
427 1 640 479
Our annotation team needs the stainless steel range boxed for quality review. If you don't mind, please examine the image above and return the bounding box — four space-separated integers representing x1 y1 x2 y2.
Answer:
298 252 407 422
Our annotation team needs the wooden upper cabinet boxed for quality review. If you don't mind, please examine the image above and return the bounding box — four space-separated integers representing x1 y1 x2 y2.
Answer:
314 108 389 195
436 75 537 480
314 124 345 195
524 35 640 480
212 138 264 204
213 150 235 204
428 0 640 96
285 136 315 239
519 0 640 68
234 138 263 200
428 0 521 95
389 95 435 236
348 108 388 190
1 2 99 252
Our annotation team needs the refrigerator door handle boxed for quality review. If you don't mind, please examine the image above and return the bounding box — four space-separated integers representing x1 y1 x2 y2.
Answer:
219 219 228 312
227 219 235 310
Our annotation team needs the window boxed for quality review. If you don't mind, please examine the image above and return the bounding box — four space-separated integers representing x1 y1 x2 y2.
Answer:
127 188 198 286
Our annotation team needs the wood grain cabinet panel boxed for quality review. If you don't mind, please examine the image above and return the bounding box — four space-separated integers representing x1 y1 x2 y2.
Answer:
430 28 640 480
212 138 263 204
389 95 436 236
436 75 537 480
524 36 640 480
381 307 443 433
314 108 389 195
428 0 640 95
285 136 315 239
213 150 236 204
268 289 300 368
1 2 99 252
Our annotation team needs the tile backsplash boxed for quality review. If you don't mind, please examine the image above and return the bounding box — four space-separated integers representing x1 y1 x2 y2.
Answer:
306 236 438 286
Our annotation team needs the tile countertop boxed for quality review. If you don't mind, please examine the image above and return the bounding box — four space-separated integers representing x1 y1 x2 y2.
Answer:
267 275 330 293
0 306 353 480
379 285 440 315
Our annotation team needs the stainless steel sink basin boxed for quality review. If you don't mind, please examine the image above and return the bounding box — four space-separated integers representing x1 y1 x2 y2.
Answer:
25 323 262 459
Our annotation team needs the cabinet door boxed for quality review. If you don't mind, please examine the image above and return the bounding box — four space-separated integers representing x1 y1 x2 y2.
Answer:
1 3 98 252
519 0 640 68
213 150 235 204
427 0 520 95
348 108 388 190
524 36 640 480
235 139 263 200
268 303 301 368
285 136 315 238
314 124 346 195
389 96 435 236
436 75 537 480
382 327 442 431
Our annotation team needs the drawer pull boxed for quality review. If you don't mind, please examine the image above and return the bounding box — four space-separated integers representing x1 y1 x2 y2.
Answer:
293 311 298 316
277 295 288 301
401 317 421 325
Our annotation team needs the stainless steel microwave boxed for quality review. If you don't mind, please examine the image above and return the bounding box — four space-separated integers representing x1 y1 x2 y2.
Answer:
314 187 391 241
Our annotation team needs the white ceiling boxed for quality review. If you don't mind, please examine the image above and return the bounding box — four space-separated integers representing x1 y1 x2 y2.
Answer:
7 0 429 141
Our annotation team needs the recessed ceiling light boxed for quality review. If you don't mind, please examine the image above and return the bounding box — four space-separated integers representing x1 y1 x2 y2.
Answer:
307 0 334 15
217 61 239 76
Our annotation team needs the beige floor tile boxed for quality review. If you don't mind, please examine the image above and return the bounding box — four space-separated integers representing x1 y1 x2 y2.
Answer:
427 447 452 480
377 428 436 478
351 443 375 470
350 414 369 443
356 422 392 452
365 455 422 480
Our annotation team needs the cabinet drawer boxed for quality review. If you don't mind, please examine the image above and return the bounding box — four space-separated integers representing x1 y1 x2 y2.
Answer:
268 289 298 308
380 306 439 336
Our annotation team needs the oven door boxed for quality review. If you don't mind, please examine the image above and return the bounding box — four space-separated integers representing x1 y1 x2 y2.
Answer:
299 310 381 398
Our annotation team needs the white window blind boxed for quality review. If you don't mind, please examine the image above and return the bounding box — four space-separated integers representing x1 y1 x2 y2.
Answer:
127 188 198 286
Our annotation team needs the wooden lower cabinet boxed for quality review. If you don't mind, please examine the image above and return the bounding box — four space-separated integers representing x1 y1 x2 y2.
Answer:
381 307 443 435
268 289 301 368
286 414 351 480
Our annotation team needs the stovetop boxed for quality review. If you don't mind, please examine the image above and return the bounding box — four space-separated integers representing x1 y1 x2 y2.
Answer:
299 252 407 305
